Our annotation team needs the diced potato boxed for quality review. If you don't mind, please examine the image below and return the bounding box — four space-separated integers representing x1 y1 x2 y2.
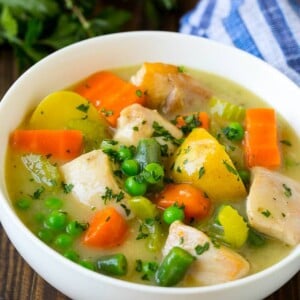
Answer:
170 128 246 202
29 90 105 130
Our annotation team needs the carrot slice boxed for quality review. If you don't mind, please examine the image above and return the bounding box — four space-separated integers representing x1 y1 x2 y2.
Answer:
10 129 83 161
83 206 128 248
74 71 146 127
244 108 281 168
155 183 211 220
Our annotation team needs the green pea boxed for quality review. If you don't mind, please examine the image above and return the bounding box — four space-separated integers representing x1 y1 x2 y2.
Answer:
118 146 133 161
64 250 80 262
79 260 96 271
128 196 157 219
34 212 46 223
66 220 88 237
163 205 185 225
37 228 54 243
223 122 244 141
16 198 32 210
45 197 63 210
142 163 164 184
54 233 73 249
124 176 147 196
121 159 140 176
44 211 67 231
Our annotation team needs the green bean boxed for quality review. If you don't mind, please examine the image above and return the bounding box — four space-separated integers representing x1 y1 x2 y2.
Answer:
97 253 128 276
155 246 195 286
135 138 161 169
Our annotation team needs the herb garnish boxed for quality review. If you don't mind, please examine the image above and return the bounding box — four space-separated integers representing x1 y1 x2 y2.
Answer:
62 182 74 194
101 108 114 117
31 186 45 199
261 209 271 218
136 89 143 97
76 103 89 113
101 187 124 204
223 160 238 176
152 121 183 146
282 183 292 197
280 140 292 146
195 242 210 255
198 166 205 179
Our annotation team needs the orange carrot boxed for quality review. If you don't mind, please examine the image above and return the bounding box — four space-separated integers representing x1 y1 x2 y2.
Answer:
10 129 83 161
244 108 281 168
174 112 209 132
155 183 211 220
74 71 146 127
83 206 128 248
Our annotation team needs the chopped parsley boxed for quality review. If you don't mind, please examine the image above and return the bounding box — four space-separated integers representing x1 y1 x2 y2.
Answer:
282 183 292 197
223 160 238 176
101 187 124 204
280 139 292 146
195 242 210 255
136 89 143 97
31 186 45 199
62 182 74 194
120 203 131 216
198 166 205 179
261 209 271 218
133 126 139 131
176 166 182 173
152 121 183 146
160 143 169 157
101 108 114 117
135 259 158 281
76 103 89 113
177 65 185 73
174 113 202 135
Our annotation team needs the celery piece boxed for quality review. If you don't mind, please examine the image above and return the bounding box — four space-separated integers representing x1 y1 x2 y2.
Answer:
209 97 245 122
217 205 248 248
21 154 61 187
67 119 110 152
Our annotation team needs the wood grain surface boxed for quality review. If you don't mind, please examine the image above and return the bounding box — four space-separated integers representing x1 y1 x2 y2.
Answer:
0 1 299 299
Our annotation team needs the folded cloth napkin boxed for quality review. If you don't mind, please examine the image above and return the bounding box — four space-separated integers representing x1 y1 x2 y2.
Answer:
179 0 300 86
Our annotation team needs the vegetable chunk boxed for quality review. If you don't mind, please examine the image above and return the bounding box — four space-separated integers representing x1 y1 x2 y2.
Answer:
60 150 132 219
11 129 83 161
162 221 249 285
171 128 246 202
74 71 146 126
131 62 212 115
247 167 300 246
244 108 281 169
114 103 182 149
84 206 128 248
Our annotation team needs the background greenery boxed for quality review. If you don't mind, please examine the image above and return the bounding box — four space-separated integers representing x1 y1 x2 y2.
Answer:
0 0 179 71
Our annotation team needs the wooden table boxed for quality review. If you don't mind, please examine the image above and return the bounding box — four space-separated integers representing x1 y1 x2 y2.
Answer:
0 1 299 299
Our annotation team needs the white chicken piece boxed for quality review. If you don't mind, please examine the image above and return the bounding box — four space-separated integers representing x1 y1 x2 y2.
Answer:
130 62 212 116
60 149 132 219
113 103 183 152
247 167 300 246
163 221 250 285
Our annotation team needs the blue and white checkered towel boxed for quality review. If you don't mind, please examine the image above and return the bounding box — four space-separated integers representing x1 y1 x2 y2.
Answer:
180 0 300 86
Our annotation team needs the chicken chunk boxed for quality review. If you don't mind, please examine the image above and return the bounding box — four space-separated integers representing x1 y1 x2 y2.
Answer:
163 221 250 285
113 103 183 153
247 167 300 246
60 150 132 219
130 62 212 116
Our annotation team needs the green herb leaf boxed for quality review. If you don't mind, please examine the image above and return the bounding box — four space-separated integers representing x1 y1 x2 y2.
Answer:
282 183 292 197
195 241 210 255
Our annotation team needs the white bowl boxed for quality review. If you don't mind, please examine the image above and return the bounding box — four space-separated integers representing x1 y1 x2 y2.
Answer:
0 31 299 300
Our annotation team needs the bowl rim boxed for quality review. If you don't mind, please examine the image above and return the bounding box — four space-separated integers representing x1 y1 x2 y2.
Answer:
0 30 300 296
